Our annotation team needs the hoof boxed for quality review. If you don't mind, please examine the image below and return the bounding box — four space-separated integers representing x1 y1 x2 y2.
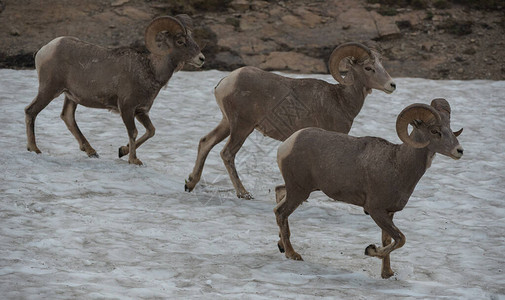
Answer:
381 269 395 279
365 244 377 256
27 147 42 154
237 192 254 200
286 252 303 261
185 177 194 192
118 146 128 158
128 158 143 166
88 152 99 158
277 241 285 253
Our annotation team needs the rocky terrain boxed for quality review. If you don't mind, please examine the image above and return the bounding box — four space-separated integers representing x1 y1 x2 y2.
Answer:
0 0 504 79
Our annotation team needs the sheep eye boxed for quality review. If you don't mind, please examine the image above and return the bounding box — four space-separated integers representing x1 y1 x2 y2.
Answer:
430 129 441 136
364 66 375 72
176 39 186 46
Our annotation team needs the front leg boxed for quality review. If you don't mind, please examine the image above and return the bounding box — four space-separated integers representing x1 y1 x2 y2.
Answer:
185 118 230 193
119 112 155 159
380 213 395 279
120 109 142 165
365 210 405 278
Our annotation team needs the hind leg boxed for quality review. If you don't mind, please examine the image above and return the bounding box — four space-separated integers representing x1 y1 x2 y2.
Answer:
118 112 156 158
25 88 61 153
275 185 287 252
275 185 286 204
365 210 405 279
120 108 142 165
220 123 254 199
274 184 309 261
380 215 395 279
185 118 230 192
60 96 98 157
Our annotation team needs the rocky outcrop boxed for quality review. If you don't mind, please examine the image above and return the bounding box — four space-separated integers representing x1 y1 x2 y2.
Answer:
0 0 504 80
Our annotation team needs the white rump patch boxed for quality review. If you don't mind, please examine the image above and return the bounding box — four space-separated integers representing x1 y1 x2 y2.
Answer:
214 68 243 106
35 37 65 71
277 129 303 164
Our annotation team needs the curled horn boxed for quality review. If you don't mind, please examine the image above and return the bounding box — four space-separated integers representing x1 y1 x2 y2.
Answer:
145 16 186 56
396 103 441 148
328 42 372 85
431 98 451 115
175 14 194 32
430 98 464 137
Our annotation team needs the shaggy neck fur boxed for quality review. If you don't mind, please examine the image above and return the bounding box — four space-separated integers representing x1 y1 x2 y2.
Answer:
397 128 436 194
337 69 369 121
149 53 181 86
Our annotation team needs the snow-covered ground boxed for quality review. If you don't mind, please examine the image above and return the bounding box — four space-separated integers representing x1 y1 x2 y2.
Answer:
0 69 504 299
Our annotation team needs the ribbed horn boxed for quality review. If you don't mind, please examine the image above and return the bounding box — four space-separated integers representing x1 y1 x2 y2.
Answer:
396 103 441 148
175 14 194 32
431 98 451 116
328 42 372 85
145 16 186 56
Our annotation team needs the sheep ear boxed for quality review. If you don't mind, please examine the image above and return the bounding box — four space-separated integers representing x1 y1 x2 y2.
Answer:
335 58 354 85
145 16 186 55
344 57 354 67
342 70 354 85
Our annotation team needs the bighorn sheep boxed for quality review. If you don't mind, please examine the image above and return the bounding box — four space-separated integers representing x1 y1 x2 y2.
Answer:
25 15 205 165
185 43 396 199
274 98 464 278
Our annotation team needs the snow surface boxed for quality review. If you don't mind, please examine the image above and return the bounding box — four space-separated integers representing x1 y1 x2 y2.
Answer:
0 69 504 299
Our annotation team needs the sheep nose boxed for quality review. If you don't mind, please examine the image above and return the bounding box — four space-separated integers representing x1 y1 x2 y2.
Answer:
198 54 205 63
384 81 396 94
451 145 464 159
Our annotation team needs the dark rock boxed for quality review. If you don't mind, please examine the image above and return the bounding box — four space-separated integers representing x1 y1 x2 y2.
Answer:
258 51 326 73
462 47 477 55
0 0 503 79
437 67 450 78
396 20 412 30
213 51 244 70
10 29 20 36
437 19 473 36
0 52 34 69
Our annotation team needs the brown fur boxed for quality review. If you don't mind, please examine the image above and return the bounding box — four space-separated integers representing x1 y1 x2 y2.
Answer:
25 15 204 165
274 99 463 278
185 47 396 199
